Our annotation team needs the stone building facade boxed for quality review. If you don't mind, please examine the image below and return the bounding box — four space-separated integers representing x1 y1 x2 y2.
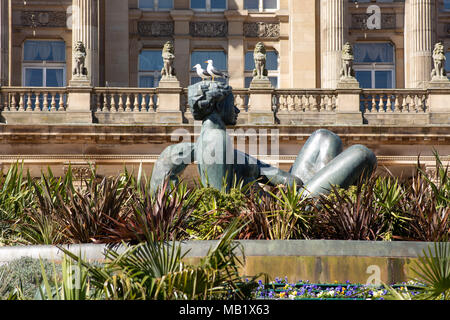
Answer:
0 0 449 180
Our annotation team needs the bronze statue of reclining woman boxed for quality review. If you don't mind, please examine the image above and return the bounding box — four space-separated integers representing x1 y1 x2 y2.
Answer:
150 81 377 197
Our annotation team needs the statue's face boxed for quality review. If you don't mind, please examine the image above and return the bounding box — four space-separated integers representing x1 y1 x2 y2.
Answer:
219 93 240 125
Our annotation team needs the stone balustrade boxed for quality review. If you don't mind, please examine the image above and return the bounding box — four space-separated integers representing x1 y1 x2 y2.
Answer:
0 86 448 125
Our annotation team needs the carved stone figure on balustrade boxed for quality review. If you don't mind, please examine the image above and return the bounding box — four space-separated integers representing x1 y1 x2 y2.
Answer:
253 42 268 80
73 41 87 77
431 42 447 80
161 41 176 79
340 42 355 80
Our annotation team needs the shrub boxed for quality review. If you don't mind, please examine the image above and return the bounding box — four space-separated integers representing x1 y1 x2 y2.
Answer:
0 257 61 299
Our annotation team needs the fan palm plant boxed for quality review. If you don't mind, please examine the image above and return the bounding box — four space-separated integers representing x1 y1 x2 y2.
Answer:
60 219 261 300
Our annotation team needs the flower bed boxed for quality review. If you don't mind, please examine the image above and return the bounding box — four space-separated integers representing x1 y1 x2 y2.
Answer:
253 278 425 300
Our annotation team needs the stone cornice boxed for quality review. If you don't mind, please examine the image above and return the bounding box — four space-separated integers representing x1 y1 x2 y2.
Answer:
0 124 449 145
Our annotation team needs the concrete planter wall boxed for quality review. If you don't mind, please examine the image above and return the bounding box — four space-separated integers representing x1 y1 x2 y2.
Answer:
0 240 435 284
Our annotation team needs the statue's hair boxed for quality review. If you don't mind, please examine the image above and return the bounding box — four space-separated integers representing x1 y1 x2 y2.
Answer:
187 81 232 121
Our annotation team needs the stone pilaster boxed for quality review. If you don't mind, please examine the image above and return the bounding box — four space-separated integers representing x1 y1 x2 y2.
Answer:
405 0 434 88
171 10 194 88
320 0 347 89
0 0 9 86
225 10 246 88
70 0 99 86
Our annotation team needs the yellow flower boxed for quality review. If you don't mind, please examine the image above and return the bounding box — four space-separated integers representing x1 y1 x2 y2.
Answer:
279 292 286 298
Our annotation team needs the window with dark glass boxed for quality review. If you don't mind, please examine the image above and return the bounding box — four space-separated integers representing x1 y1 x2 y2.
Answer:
353 42 395 89
191 0 226 11
190 50 227 84
23 40 66 87
139 50 163 87
139 0 173 10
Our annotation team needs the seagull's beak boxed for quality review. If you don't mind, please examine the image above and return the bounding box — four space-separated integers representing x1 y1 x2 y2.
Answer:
204 61 209 63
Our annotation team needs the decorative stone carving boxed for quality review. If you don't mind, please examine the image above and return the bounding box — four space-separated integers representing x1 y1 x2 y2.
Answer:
253 42 268 80
244 22 280 38
340 42 355 79
351 13 396 30
161 41 176 79
20 11 67 28
189 22 227 38
137 21 174 37
431 42 447 80
73 41 88 77
338 42 359 89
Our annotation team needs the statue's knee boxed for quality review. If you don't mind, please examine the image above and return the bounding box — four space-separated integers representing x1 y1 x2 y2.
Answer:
346 144 377 168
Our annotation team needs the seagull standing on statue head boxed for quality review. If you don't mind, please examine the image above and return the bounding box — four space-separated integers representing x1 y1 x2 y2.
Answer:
193 64 211 82
205 60 229 82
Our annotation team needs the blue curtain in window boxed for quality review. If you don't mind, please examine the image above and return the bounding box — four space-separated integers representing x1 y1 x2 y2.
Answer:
24 41 65 62
354 43 394 63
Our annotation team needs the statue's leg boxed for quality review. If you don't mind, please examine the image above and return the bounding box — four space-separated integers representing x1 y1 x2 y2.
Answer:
290 129 343 183
302 144 377 198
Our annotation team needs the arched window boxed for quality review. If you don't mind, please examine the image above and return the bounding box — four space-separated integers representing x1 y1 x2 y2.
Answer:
353 42 395 88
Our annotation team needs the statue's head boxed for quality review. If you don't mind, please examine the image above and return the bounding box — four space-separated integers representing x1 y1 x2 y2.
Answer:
188 81 240 125
163 41 174 54
343 42 353 55
254 42 266 55
74 41 86 53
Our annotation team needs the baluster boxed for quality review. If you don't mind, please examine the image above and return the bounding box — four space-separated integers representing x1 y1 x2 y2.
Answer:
50 93 57 112
363 94 369 113
386 94 392 113
43 92 49 111
411 95 418 113
141 93 148 112
287 94 295 111
394 95 400 113
134 94 140 112
155 94 159 111
2 93 8 111
95 92 101 112
59 92 65 111
239 94 246 111
304 94 310 111
11 93 16 110
318 95 324 112
404 95 411 113
400 94 407 113
311 94 319 112
118 94 124 112
111 93 117 112
148 93 155 112
378 94 385 112
103 92 109 111
125 93 132 112
371 95 377 113
34 93 41 112
294 94 302 111
18 93 25 111
26 93 32 111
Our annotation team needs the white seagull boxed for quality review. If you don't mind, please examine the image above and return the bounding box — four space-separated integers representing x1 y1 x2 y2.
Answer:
205 60 229 82
193 64 211 82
